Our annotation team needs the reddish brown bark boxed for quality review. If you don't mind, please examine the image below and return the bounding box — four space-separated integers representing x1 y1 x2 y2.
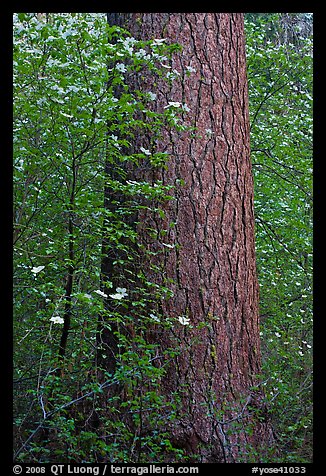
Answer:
106 13 274 462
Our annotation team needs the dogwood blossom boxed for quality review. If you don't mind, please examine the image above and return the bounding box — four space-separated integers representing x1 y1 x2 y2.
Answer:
94 289 108 298
50 316 64 324
109 287 128 300
152 38 166 45
178 316 190 326
140 147 151 156
116 287 128 296
150 313 160 322
162 243 174 249
164 101 181 109
31 265 45 274
116 63 126 73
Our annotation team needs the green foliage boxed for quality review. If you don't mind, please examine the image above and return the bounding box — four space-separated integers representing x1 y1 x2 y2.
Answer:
13 12 187 463
245 13 313 462
13 12 313 463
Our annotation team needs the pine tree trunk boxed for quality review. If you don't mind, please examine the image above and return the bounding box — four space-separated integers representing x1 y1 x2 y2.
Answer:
105 12 274 462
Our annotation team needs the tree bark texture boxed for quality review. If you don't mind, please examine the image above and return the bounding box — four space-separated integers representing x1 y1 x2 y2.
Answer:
106 13 273 462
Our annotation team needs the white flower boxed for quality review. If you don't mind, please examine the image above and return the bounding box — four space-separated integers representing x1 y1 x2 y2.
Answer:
116 287 128 297
275 332 281 338
31 265 45 274
298 351 304 356
147 92 157 101
109 293 123 300
140 147 151 156
84 293 92 299
182 104 190 112
178 316 190 326
205 128 213 135
122 40 134 54
50 316 64 324
162 243 174 249
94 289 108 298
150 313 160 322
126 180 139 186
135 48 147 59
306 344 312 349
152 38 166 45
116 63 126 73
60 111 73 118
164 101 181 109
122 36 137 46
109 287 128 300
186 66 196 73
169 69 180 77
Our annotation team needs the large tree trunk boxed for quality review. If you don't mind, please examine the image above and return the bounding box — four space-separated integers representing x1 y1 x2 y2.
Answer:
104 12 273 462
